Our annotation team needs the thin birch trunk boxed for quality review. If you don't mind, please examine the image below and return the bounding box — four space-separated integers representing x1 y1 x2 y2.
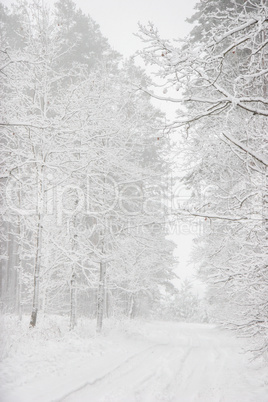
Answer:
16 262 22 320
30 159 44 328
96 261 106 333
96 168 107 333
69 270 77 330
30 212 42 327
16 191 22 320
69 216 78 330
128 294 137 319
16 234 22 321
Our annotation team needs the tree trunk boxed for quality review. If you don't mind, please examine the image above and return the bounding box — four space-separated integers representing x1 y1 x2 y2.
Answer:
16 263 22 321
104 285 109 318
69 215 78 330
6 223 13 293
16 215 22 320
128 294 136 319
96 262 106 333
30 212 42 328
69 271 77 330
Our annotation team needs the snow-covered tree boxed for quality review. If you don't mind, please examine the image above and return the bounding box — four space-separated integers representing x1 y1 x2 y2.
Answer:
138 0 268 356
1 0 176 333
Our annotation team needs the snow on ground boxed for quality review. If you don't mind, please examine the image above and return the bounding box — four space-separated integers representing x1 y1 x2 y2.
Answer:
0 316 268 402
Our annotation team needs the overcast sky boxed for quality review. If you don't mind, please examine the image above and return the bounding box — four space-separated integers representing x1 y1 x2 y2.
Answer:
74 0 197 57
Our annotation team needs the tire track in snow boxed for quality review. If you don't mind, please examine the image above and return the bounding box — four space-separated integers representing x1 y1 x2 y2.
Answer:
132 345 193 401
54 342 169 402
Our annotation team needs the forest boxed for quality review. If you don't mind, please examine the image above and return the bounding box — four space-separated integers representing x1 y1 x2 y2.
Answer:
0 0 268 400
0 0 178 333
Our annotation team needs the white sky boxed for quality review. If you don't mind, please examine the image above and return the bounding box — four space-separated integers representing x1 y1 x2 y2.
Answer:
74 0 197 57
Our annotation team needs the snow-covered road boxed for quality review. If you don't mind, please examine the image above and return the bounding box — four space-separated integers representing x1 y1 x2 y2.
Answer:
2 321 268 402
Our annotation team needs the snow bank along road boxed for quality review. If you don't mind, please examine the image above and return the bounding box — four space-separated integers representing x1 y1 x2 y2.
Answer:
2 321 268 402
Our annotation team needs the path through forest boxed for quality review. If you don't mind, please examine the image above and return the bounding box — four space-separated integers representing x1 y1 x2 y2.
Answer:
1 321 268 402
